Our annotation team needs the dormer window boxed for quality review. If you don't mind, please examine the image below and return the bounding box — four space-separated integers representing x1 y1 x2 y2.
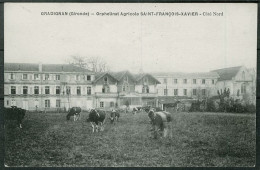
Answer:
124 76 128 82
104 77 108 84
87 75 91 81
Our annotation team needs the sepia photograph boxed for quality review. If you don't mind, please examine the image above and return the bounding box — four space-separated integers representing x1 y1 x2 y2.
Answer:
3 3 257 167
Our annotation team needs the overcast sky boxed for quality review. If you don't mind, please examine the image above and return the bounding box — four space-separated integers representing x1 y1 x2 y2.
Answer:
4 3 257 73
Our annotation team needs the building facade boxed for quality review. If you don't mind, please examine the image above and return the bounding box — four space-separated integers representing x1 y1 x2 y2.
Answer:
153 72 219 99
4 63 160 111
211 66 255 104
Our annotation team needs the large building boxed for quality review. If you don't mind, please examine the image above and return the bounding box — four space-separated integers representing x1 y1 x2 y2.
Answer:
4 63 160 111
4 63 255 111
211 66 255 104
153 72 219 98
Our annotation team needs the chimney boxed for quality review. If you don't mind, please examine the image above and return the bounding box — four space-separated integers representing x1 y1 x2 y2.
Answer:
39 63 42 72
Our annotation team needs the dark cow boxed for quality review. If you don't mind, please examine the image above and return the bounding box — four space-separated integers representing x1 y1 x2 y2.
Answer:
66 107 81 121
4 106 26 128
110 109 120 124
144 107 172 139
87 109 106 132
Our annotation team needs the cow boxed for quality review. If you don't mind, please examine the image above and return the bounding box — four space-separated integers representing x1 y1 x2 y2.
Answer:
110 109 120 124
132 107 138 115
4 106 26 128
86 109 106 132
144 107 172 139
66 107 81 121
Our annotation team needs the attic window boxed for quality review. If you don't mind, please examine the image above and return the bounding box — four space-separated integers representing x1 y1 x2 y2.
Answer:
124 76 128 82
104 77 108 83
87 75 91 81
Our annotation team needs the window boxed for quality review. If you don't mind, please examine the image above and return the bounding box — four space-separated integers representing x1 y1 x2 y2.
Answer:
164 89 168 96
34 86 39 94
11 86 16 94
45 100 50 108
193 89 197 95
56 86 60 94
34 74 39 80
124 76 128 82
56 75 60 80
45 86 50 94
202 79 206 84
102 85 110 93
23 74 28 80
183 89 187 96
10 73 15 80
76 75 80 81
202 89 206 95
142 86 145 93
6 100 9 106
193 79 196 84
122 86 126 92
45 74 49 80
174 79 178 84
66 86 71 94
183 79 187 84
174 89 178 96
163 78 167 84
77 86 81 95
100 102 104 108
110 102 114 107
87 75 91 81
87 87 91 95
212 80 215 84
23 86 28 94
56 100 60 108
104 77 108 83
237 89 240 96
146 87 149 93
241 84 246 94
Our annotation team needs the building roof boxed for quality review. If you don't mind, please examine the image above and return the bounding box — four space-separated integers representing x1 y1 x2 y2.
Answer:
132 73 161 84
210 66 242 81
151 72 219 79
110 71 136 81
4 63 92 73
5 63 39 72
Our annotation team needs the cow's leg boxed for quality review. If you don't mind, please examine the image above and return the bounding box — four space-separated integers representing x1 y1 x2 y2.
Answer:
162 122 168 138
91 122 95 132
154 125 159 139
100 122 104 131
73 115 76 121
19 123 22 129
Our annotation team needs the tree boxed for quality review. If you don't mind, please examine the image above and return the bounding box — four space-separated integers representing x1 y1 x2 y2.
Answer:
67 56 110 73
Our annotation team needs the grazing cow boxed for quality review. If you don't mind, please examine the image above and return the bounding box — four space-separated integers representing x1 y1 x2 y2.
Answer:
4 106 26 128
66 107 81 121
132 107 138 115
145 107 172 139
87 109 106 132
110 109 120 124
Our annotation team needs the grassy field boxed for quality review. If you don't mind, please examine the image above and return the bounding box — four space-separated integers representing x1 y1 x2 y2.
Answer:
4 111 256 167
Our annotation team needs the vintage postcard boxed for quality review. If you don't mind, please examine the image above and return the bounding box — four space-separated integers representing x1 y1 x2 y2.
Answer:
4 3 257 167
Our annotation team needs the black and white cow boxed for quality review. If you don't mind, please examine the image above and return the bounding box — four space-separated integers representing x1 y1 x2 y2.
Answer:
87 109 106 132
110 109 120 124
4 106 26 128
66 107 81 121
145 107 172 139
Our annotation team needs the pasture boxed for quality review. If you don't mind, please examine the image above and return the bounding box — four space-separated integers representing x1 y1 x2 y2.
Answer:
4 111 256 167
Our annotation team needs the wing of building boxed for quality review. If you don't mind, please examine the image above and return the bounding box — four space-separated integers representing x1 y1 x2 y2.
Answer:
4 63 160 111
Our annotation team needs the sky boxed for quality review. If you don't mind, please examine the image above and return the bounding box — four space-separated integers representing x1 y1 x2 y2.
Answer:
4 3 257 73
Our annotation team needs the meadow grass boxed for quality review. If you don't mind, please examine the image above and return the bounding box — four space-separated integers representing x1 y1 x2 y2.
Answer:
4 111 256 167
